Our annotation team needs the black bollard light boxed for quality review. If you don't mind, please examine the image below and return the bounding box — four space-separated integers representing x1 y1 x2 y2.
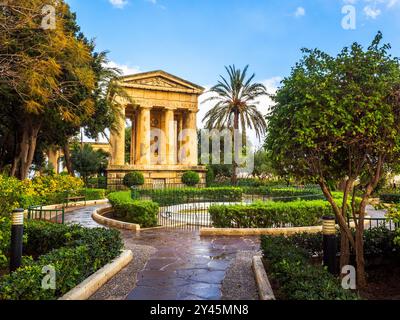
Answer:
322 216 337 275
10 208 24 272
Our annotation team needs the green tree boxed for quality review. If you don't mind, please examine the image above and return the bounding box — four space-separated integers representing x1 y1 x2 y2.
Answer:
265 32 400 287
203 65 267 185
71 144 109 183
253 149 275 179
0 1 126 179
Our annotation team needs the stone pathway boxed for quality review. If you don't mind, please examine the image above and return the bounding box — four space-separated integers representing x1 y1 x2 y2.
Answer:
63 205 260 300
63 204 108 228
123 229 259 300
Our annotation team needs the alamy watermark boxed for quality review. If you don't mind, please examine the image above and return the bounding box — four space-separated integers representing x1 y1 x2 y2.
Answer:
341 265 356 290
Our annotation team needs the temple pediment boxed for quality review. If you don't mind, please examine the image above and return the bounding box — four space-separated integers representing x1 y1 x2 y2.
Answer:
119 70 204 94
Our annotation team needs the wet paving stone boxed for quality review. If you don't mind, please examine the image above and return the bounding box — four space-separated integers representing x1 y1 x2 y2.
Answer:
125 229 260 300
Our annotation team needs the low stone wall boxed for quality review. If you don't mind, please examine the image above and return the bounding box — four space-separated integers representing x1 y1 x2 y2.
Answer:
200 219 369 237
252 256 275 300
92 206 141 231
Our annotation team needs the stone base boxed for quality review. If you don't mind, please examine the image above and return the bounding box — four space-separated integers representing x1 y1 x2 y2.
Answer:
106 164 207 190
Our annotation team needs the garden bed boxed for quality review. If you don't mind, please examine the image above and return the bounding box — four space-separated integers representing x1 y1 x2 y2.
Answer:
261 227 400 300
0 219 123 300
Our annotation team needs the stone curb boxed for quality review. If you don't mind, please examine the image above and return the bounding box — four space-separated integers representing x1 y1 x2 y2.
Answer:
252 256 275 300
200 218 370 237
200 225 324 236
59 249 133 300
92 206 141 231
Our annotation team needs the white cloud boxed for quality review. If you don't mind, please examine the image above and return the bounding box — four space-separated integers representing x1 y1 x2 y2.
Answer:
198 77 282 148
363 5 382 18
106 61 141 76
294 6 306 17
109 0 128 9
387 0 399 8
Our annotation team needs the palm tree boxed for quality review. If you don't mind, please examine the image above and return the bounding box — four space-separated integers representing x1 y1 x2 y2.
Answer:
203 65 267 185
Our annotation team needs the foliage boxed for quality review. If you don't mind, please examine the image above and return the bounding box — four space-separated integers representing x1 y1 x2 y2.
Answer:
80 188 106 201
0 220 122 299
205 166 215 187
385 206 400 247
71 144 109 182
210 200 336 228
181 171 200 186
379 193 400 204
253 149 275 178
0 174 84 215
203 65 267 184
123 172 145 188
265 32 400 285
0 217 12 269
261 235 358 300
135 187 243 206
0 1 127 179
108 191 158 227
241 186 325 201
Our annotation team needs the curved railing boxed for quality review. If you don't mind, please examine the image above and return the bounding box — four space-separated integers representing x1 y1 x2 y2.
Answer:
27 205 65 224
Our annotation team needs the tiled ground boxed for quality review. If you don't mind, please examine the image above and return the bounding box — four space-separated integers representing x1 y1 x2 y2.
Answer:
124 229 259 300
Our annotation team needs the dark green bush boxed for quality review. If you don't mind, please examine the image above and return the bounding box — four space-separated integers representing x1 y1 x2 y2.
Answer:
108 191 158 227
241 186 324 201
136 187 242 206
380 193 400 203
210 200 335 228
123 171 145 188
181 171 200 186
205 166 215 187
0 221 123 300
261 235 358 300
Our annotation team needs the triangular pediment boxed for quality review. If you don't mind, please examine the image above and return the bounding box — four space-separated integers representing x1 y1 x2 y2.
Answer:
119 70 204 94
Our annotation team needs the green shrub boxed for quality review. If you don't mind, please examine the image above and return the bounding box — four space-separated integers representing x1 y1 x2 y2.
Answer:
261 235 358 300
79 188 106 200
0 221 123 300
108 191 158 227
210 200 335 228
123 172 145 188
0 217 11 269
136 187 242 206
181 171 200 186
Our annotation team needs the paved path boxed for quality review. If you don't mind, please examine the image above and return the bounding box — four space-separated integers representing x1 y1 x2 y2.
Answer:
62 205 260 300
124 229 259 300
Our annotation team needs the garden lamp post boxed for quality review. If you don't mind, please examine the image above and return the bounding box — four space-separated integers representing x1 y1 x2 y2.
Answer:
10 208 24 272
322 216 337 275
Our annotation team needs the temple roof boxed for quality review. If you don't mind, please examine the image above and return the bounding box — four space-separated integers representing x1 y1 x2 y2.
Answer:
118 70 205 95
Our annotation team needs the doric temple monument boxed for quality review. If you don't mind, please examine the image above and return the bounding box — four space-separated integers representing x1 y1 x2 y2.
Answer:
107 70 206 188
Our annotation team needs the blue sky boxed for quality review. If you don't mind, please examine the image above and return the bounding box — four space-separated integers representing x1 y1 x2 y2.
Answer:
66 0 400 144
66 0 400 86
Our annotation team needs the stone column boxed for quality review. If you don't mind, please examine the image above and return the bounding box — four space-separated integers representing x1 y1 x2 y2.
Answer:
110 105 126 166
182 110 198 165
164 108 176 165
137 106 151 165
130 115 136 165
177 114 183 164
187 111 198 165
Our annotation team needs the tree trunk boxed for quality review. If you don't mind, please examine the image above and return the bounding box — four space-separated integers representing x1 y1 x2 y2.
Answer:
63 142 74 176
340 233 350 270
231 110 239 186
355 225 367 287
12 118 41 180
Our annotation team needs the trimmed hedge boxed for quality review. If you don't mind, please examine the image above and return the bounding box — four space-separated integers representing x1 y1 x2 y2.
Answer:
79 188 106 201
210 200 335 228
123 172 144 188
108 191 158 227
241 186 324 200
181 171 200 186
277 227 398 260
0 220 123 300
261 235 358 300
135 187 243 206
